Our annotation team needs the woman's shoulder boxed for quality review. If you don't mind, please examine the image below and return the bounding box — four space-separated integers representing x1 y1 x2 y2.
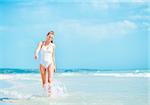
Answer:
38 41 45 48
51 43 56 48
38 41 42 45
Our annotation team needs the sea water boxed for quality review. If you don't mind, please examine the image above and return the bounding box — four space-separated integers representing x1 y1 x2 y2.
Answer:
0 69 149 105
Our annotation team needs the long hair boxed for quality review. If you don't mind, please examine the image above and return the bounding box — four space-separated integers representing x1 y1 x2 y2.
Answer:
51 39 53 43
47 31 54 43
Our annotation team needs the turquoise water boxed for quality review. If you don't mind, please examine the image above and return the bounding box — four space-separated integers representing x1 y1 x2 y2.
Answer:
0 69 149 105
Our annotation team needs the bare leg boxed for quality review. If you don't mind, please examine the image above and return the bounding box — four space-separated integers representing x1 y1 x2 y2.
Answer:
40 64 46 89
47 64 55 95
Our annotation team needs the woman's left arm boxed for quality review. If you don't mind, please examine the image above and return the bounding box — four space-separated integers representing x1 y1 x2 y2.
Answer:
52 44 56 72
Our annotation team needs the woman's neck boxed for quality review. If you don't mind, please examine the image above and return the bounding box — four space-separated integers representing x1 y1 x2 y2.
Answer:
45 39 51 46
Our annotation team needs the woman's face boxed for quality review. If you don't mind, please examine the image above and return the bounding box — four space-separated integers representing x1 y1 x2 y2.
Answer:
47 33 54 40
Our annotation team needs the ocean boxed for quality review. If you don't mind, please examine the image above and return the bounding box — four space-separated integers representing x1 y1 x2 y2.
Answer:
0 68 149 105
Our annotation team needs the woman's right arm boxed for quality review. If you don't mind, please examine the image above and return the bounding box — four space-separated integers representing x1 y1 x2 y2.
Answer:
34 41 42 60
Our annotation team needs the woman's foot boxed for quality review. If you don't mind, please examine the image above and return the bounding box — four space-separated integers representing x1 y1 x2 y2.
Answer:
43 84 46 91
48 83 52 96
41 84 47 96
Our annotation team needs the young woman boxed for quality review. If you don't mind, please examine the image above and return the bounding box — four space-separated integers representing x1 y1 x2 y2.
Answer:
34 31 56 95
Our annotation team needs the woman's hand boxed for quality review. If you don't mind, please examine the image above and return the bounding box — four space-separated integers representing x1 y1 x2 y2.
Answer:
35 55 38 60
52 64 56 72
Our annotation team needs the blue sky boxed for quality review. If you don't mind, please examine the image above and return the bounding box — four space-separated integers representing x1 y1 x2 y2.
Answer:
0 0 149 70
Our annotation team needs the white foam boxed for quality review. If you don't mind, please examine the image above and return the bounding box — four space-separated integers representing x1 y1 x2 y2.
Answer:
0 72 149 81
93 73 150 77
0 74 13 80
58 72 150 78
0 74 40 80
36 78 68 97
58 73 82 76
0 89 31 99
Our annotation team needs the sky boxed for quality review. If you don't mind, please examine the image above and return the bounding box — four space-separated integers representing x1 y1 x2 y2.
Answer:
0 0 149 70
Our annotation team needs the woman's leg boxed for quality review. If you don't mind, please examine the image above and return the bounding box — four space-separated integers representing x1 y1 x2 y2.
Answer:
48 64 55 85
47 64 55 94
40 64 46 88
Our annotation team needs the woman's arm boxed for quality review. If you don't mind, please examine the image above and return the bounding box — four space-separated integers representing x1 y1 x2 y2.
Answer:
34 41 42 60
52 44 56 71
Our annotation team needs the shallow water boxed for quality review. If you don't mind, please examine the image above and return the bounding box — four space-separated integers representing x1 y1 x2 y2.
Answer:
0 71 149 105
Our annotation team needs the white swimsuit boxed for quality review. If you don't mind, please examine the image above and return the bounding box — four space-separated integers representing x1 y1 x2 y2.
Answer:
40 42 54 68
